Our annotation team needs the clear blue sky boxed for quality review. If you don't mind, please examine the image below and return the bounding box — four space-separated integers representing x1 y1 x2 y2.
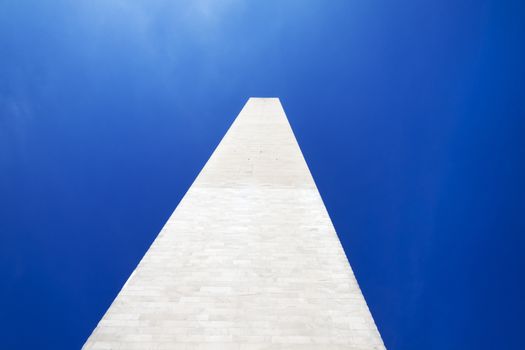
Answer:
1 1 524 349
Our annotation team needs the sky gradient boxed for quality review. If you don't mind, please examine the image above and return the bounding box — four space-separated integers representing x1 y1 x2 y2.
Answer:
1 1 524 349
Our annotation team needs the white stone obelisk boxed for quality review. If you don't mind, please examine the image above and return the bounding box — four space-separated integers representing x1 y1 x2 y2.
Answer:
84 98 385 349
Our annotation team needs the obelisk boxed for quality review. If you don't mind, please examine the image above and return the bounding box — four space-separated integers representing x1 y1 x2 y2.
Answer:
83 98 385 349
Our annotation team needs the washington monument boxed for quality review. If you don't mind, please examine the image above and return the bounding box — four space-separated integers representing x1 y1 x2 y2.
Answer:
84 98 385 349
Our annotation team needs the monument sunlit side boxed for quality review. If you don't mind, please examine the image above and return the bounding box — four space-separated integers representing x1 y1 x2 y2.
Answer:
84 98 385 349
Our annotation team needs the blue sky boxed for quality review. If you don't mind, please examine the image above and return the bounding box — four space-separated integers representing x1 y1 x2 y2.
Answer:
1 1 524 349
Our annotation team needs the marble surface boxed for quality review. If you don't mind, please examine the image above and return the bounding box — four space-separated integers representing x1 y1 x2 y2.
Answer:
83 98 385 349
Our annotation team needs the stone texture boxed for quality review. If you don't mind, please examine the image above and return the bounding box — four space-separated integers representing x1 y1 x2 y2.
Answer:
83 98 385 349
